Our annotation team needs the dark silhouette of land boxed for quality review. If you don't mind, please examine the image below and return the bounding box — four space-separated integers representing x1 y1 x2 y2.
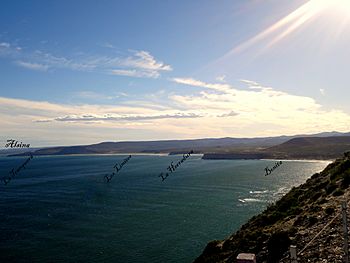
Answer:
6 131 350 160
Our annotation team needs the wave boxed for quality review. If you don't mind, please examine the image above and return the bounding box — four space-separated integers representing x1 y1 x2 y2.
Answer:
238 198 263 203
249 190 268 194
273 187 288 196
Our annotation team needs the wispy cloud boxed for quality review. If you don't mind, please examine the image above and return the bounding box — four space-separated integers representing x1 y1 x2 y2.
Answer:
169 77 350 136
49 112 202 122
31 50 97 71
0 42 10 48
111 69 158 78
172 77 233 93
101 42 116 49
1 78 349 143
217 111 239 117
240 79 272 90
0 42 21 56
0 42 172 78
0 96 202 125
121 50 172 71
216 75 226 82
320 88 325 96
73 91 120 100
111 50 172 78
15 60 49 71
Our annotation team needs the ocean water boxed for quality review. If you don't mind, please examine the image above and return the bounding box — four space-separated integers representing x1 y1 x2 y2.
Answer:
0 155 330 263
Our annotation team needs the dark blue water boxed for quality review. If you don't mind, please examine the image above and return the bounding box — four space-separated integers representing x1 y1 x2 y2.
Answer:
0 155 329 263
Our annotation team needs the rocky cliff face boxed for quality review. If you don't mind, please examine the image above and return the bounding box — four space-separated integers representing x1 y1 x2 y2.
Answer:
194 152 350 263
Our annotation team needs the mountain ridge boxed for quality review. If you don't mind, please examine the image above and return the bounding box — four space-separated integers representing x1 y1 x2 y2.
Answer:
6 131 350 157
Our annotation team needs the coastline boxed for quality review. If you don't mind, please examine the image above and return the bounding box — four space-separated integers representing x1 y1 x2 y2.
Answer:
4 151 336 162
194 152 350 263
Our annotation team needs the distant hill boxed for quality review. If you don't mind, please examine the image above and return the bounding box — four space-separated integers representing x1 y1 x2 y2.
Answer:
202 136 350 160
265 136 350 159
7 131 350 158
0 148 41 157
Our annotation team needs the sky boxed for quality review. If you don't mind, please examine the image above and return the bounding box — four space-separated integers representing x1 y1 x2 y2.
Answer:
1 0 350 147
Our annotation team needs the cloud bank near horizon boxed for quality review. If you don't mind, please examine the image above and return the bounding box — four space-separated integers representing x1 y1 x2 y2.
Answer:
1 78 349 146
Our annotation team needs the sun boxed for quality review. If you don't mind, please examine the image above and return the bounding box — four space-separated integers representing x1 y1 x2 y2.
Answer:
309 0 350 13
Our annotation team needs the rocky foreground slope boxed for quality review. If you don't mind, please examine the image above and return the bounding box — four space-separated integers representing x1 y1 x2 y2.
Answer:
194 152 350 263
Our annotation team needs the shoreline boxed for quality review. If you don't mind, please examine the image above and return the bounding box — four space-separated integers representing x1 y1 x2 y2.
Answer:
4 152 336 162
194 153 350 262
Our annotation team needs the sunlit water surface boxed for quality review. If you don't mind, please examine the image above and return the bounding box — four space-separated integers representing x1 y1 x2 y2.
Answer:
0 155 330 263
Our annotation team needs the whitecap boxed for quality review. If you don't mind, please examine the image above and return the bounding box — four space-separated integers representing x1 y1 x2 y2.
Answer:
249 190 268 194
273 187 288 196
239 198 263 203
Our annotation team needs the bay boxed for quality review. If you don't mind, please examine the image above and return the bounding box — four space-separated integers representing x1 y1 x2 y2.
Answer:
0 155 330 263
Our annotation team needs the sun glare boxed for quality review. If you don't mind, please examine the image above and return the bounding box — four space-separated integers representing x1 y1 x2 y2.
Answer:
310 0 350 13
223 0 350 56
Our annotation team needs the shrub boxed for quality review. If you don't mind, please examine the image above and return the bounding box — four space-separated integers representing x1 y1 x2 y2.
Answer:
293 215 306 226
276 192 299 212
267 231 291 263
311 192 322 202
333 189 344 196
341 172 350 189
326 183 337 194
317 197 327 205
339 159 350 173
307 216 318 227
267 211 285 225
203 240 222 254
325 207 335 215
289 206 302 216
330 172 339 181
309 205 321 213
311 173 320 179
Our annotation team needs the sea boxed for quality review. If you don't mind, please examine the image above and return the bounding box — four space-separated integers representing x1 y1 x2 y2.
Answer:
0 154 330 263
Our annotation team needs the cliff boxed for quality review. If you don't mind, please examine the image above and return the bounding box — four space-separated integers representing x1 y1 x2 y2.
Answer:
194 152 350 263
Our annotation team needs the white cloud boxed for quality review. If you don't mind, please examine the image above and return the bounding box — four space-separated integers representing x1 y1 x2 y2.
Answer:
172 77 233 93
50 112 202 122
121 50 172 71
111 50 172 78
216 75 226 82
320 88 325 96
32 50 96 71
0 42 10 48
0 42 21 56
217 111 239 117
1 78 349 144
16 60 49 71
102 42 116 49
0 42 172 78
73 91 121 100
0 95 201 126
169 77 350 137
111 69 159 78
240 79 273 90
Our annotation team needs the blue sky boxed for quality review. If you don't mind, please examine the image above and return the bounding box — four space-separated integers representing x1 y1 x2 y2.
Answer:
1 0 350 147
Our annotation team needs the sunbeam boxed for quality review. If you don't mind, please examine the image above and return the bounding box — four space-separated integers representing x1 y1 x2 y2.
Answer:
221 0 350 58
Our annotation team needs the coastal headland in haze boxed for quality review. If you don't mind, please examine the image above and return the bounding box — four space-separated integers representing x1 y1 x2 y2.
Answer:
6 131 350 161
